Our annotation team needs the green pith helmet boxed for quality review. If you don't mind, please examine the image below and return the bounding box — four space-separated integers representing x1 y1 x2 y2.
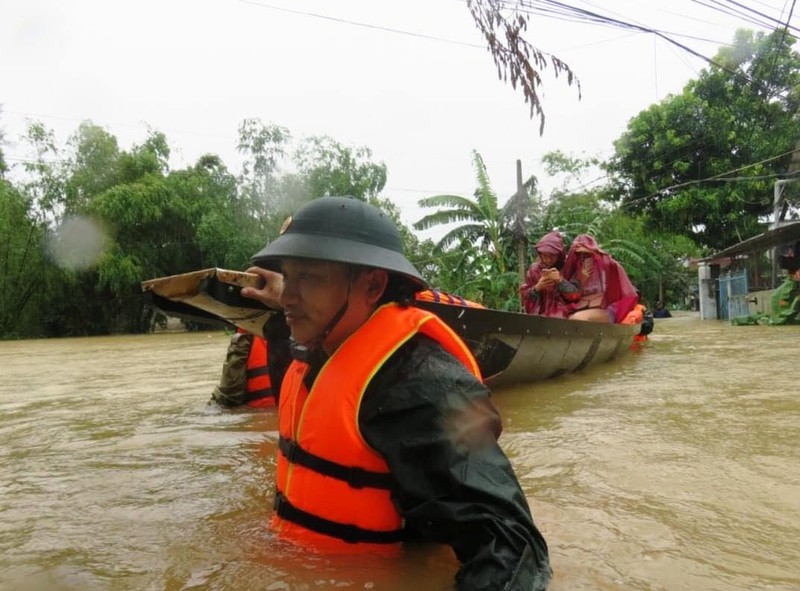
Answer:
251 196 428 289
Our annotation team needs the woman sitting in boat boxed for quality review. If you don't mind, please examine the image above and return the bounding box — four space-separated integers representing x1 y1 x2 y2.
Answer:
519 230 580 317
562 234 638 323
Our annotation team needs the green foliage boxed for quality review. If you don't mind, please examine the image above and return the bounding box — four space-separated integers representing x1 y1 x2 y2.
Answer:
64 122 122 213
412 151 545 309
416 238 519 310
0 107 7 177
607 28 800 251
237 118 290 218
295 136 387 201
0 180 47 336
415 150 508 274
1 118 401 337
20 121 65 218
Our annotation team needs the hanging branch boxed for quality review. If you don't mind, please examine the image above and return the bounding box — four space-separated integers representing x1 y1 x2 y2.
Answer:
467 0 581 134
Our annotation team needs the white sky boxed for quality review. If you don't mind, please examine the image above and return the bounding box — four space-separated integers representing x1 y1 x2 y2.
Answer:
2 0 797 233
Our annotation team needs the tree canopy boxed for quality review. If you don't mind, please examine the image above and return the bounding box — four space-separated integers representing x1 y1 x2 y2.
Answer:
607 29 800 251
5 27 792 336
0 119 399 338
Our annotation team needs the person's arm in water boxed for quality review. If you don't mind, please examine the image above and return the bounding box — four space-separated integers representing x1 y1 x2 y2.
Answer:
360 335 552 591
210 331 252 407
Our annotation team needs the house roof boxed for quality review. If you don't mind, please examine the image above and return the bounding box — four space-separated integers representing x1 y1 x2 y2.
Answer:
700 221 800 263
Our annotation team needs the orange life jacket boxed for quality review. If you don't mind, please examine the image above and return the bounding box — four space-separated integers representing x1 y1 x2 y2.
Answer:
273 303 481 553
621 303 645 325
624 304 648 349
414 289 486 308
244 335 275 408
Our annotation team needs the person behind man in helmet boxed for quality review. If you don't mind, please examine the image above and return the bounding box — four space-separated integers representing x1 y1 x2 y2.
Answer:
209 313 291 409
240 196 551 590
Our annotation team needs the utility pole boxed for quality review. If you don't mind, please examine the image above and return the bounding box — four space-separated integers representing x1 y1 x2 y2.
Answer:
510 159 540 312
515 160 528 286
769 141 800 285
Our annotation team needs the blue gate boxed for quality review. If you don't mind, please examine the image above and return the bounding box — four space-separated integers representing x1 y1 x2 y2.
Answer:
718 271 749 320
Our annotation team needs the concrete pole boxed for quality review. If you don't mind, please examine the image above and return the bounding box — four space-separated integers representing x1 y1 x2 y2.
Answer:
698 262 716 320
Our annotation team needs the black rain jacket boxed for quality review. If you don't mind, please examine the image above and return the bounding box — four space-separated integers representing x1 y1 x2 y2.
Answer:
272 320 552 591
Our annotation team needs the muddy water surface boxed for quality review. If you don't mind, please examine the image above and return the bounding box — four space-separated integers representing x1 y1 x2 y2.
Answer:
1 314 798 590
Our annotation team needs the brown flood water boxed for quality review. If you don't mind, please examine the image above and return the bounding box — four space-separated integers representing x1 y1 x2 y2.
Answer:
1 313 799 590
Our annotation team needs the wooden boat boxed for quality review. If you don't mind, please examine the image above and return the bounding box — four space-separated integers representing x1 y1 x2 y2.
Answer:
142 268 639 388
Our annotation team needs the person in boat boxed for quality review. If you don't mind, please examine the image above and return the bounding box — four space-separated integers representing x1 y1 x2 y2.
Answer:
239 196 552 590
210 315 291 408
732 241 800 326
562 234 639 323
519 230 581 317
652 301 672 318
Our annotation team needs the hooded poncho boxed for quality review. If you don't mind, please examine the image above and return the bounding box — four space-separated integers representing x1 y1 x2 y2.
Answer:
561 234 638 323
519 231 580 317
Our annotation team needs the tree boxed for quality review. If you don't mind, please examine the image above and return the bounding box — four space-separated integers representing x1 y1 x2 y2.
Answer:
0 106 7 177
64 121 122 213
607 29 800 251
237 118 290 220
0 180 47 336
88 146 267 333
294 136 387 202
414 151 523 308
190 154 266 271
19 121 66 221
415 151 508 270
0 118 431 336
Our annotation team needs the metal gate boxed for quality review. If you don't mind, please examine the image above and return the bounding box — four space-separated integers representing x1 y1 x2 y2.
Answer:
718 271 749 320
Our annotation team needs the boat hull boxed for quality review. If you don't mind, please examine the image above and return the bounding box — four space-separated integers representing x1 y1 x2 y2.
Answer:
414 301 637 387
142 268 638 388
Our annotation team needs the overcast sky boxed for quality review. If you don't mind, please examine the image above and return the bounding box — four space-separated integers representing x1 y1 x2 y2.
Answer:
2 0 797 231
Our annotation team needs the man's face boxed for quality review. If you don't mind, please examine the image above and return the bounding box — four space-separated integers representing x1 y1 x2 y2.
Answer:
278 258 386 352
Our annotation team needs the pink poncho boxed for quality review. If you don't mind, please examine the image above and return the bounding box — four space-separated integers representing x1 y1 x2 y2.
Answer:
561 234 638 323
519 231 579 318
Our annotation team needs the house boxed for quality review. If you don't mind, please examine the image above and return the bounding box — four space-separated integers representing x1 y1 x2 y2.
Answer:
697 178 800 320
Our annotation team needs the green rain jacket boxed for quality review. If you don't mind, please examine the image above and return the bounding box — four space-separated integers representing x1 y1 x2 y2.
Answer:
732 275 800 326
764 276 800 325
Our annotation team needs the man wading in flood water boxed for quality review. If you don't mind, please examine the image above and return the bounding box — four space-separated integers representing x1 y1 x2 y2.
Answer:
240 196 552 590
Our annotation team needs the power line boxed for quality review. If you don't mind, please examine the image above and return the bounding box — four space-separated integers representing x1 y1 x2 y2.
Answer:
620 146 800 210
236 0 485 48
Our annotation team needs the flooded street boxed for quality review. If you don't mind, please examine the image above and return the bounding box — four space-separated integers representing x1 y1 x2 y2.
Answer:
1 315 799 590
